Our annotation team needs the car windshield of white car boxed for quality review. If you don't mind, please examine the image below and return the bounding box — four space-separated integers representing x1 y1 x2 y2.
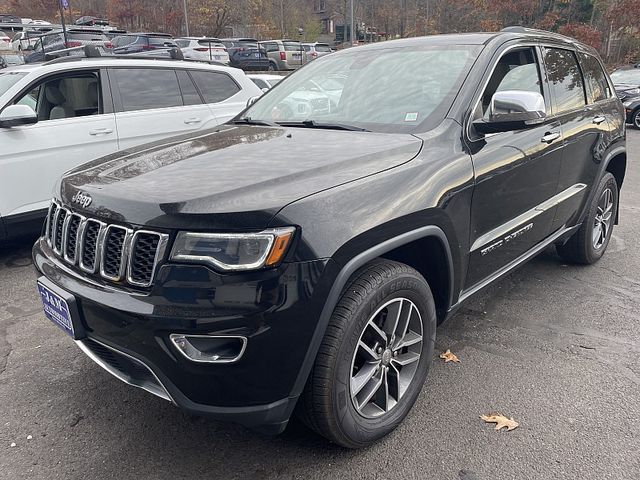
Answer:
0 72 26 97
243 44 482 134
611 69 640 85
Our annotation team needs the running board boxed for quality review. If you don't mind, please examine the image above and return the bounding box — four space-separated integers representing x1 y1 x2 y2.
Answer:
453 224 580 307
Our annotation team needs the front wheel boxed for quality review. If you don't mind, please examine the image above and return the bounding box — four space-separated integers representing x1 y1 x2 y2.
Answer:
557 172 618 264
298 259 436 448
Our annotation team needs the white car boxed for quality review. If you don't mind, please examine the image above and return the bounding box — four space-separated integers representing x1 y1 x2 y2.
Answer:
10 31 40 51
247 73 284 91
175 37 230 64
0 57 262 241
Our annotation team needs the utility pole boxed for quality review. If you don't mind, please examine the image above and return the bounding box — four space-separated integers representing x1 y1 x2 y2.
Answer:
182 0 190 37
350 0 354 46
58 0 69 46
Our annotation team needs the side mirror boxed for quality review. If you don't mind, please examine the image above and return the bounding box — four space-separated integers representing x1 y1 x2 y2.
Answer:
261 87 269 93
0 104 38 128
473 90 546 134
246 96 260 107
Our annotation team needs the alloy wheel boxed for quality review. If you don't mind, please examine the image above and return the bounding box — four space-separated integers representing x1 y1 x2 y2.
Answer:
593 187 614 249
350 298 423 418
634 110 640 129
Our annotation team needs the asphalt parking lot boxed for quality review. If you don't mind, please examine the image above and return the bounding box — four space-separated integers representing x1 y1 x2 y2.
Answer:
1 131 639 480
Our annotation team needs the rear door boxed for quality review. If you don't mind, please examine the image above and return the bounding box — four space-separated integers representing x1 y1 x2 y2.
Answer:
0 68 117 218
190 70 246 124
284 41 304 68
109 67 218 149
541 47 608 231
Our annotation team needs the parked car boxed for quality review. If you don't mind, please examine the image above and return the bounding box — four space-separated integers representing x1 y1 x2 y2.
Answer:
0 57 262 241
24 29 113 63
11 30 42 51
32 28 625 448
248 73 284 91
259 39 305 70
302 42 332 61
111 33 176 55
229 45 271 71
0 14 21 24
610 65 640 101
0 33 11 45
0 50 24 68
175 37 230 63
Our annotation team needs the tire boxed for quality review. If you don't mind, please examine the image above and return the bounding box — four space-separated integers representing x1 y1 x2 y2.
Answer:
268 61 278 71
632 109 640 130
297 259 436 448
557 172 618 264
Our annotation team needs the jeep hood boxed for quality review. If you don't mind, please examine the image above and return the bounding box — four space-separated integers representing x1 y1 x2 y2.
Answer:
60 125 423 230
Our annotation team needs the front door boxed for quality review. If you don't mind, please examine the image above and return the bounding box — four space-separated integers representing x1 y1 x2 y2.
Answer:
0 69 117 219
465 46 563 288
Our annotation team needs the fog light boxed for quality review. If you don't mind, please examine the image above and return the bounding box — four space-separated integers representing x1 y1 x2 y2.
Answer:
169 334 247 363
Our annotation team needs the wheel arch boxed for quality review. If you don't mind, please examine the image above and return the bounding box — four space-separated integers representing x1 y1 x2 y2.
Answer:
289 225 454 399
604 148 626 224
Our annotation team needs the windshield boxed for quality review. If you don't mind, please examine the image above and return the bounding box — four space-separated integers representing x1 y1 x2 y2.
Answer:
0 71 26 97
242 44 481 133
610 69 640 85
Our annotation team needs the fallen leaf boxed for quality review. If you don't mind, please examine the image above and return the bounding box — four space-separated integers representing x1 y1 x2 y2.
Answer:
439 349 461 363
480 413 519 431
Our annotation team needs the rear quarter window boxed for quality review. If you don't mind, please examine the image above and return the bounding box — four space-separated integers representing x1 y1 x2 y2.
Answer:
579 53 612 103
191 70 241 103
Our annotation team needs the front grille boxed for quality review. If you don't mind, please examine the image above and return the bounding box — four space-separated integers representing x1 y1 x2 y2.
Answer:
129 232 161 286
53 209 67 253
46 200 168 288
80 220 102 272
64 214 82 262
101 226 127 279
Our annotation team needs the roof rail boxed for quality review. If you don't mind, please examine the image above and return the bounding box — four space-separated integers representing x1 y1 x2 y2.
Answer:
41 47 228 66
500 26 576 42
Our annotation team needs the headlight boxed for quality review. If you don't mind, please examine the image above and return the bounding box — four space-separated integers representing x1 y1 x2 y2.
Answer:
170 227 295 271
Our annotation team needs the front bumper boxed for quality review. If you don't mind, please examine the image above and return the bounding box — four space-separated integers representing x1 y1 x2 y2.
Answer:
33 238 333 432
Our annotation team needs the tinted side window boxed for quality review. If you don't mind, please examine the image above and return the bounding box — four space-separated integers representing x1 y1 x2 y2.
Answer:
543 48 586 113
114 68 183 112
579 53 611 103
191 71 240 103
177 70 202 106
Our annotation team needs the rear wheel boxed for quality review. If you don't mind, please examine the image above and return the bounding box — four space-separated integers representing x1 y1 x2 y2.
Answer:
632 109 640 130
268 61 278 71
298 259 436 448
557 172 618 264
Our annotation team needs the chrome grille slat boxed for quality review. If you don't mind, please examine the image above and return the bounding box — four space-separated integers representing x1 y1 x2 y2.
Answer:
44 200 166 288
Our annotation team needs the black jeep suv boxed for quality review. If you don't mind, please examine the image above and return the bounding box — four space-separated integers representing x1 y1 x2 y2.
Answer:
33 28 626 448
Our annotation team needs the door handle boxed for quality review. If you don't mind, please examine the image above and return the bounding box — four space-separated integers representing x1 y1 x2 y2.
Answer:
184 117 202 125
541 132 561 144
89 128 113 136
593 116 606 125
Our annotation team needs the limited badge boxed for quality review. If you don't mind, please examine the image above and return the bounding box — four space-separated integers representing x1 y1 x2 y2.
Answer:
404 112 419 122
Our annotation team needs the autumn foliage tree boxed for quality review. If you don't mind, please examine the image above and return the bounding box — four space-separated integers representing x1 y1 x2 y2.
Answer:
3 0 638 64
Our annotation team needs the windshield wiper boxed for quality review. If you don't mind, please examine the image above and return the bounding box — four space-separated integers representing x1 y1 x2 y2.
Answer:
232 117 278 127
276 120 370 132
